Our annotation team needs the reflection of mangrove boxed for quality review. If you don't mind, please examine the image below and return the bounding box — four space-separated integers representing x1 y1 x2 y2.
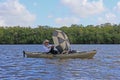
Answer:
0 23 120 44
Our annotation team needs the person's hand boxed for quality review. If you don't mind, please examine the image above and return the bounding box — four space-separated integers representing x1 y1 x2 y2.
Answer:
51 45 54 48
48 45 54 48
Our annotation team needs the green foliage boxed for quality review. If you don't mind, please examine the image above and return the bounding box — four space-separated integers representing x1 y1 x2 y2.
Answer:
0 23 120 44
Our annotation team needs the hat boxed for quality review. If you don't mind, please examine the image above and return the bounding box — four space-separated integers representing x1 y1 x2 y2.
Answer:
43 39 49 43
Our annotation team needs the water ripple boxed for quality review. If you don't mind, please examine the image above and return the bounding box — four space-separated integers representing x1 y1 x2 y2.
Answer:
0 44 120 80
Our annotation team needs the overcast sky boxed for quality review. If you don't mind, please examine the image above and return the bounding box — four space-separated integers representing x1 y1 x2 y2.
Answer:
0 0 120 27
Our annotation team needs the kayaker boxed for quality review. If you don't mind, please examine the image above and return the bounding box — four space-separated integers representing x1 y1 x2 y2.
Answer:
42 39 58 54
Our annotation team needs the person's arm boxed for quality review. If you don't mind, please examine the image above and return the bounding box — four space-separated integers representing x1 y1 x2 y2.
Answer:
48 45 54 48
43 45 51 52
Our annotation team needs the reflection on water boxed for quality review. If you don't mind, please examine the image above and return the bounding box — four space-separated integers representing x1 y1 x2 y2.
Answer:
0 44 120 80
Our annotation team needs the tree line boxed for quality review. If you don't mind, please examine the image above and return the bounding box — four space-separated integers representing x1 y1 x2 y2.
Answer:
0 23 120 44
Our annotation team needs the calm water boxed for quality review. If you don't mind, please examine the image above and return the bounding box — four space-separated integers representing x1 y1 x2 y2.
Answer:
0 44 120 80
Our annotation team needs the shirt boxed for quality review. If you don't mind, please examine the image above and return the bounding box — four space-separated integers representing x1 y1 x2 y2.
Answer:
42 44 52 52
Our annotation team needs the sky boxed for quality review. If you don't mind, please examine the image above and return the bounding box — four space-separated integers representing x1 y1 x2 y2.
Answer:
0 0 120 27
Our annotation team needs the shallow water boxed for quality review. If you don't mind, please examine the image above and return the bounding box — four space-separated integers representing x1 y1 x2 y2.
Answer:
0 44 120 80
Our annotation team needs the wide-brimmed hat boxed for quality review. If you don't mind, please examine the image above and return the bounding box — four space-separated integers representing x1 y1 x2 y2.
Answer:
43 39 49 43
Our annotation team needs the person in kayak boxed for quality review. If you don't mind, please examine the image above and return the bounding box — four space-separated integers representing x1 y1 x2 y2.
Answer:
42 39 58 54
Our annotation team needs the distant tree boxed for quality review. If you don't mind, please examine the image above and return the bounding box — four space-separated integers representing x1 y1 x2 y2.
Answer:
0 23 119 44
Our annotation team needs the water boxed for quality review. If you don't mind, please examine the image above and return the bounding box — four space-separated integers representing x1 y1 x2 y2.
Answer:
0 44 120 80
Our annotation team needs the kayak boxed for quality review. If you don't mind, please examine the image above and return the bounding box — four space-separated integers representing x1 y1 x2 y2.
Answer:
23 50 97 59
